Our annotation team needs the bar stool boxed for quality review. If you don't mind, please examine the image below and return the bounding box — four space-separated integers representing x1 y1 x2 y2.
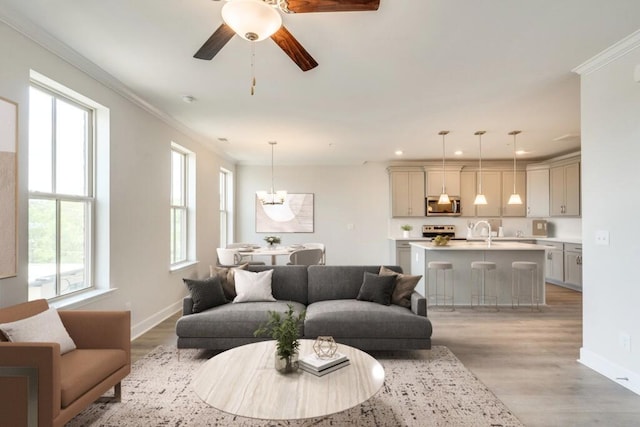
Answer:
428 261 454 311
470 261 498 311
511 261 540 311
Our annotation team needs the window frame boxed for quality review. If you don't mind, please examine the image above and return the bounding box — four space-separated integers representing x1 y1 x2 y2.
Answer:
27 82 96 301
219 168 233 248
170 142 195 269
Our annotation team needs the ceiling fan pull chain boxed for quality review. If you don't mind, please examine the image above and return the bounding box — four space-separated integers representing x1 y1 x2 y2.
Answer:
251 42 256 96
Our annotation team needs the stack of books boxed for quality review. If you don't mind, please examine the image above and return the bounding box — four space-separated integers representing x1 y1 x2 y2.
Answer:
299 352 350 376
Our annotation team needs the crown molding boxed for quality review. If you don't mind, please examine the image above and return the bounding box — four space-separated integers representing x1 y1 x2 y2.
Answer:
0 7 230 160
573 29 640 75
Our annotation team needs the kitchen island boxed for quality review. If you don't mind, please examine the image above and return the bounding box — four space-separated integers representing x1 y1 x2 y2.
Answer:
410 241 548 306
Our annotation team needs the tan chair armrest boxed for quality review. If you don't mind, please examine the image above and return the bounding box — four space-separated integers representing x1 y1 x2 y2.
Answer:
0 342 61 424
59 311 130 357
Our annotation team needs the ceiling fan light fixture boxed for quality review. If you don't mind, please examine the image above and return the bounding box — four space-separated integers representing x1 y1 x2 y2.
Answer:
222 0 282 42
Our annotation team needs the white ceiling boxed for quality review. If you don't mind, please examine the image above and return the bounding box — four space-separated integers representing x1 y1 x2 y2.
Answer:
2 0 640 165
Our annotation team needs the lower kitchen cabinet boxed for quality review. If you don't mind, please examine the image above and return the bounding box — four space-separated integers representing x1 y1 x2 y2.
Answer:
538 240 582 291
563 244 583 291
393 240 421 273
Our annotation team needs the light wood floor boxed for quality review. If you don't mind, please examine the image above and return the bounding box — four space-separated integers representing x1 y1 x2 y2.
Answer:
132 284 640 427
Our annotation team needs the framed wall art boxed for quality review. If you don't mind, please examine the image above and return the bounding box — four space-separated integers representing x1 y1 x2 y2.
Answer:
0 97 18 278
256 193 314 233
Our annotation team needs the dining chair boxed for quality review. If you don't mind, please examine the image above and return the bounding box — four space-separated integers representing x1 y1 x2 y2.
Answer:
302 243 326 264
287 248 324 266
216 248 242 266
226 242 266 265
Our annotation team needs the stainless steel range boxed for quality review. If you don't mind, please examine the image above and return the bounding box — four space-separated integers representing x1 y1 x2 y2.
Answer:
422 225 456 239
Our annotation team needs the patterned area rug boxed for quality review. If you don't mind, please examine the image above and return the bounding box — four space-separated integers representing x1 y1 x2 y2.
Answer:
69 345 522 426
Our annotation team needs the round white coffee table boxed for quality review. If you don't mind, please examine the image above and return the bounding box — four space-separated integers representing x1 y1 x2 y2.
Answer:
192 340 385 420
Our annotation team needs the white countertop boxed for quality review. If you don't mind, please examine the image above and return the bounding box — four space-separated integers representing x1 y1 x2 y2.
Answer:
409 241 549 251
391 236 582 245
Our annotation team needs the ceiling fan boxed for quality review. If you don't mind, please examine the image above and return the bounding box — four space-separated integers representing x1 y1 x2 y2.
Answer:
194 0 380 71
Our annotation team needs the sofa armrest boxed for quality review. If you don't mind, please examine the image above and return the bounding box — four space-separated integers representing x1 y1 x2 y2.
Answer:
59 311 130 359
0 342 60 425
410 291 427 317
182 296 194 315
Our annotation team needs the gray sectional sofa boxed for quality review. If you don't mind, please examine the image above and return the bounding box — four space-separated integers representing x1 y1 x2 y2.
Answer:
176 265 432 351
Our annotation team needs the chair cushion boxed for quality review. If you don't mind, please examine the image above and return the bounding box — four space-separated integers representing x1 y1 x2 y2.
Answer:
176 301 306 339
60 349 127 408
356 272 396 305
0 307 76 354
183 276 227 313
304 299 431 340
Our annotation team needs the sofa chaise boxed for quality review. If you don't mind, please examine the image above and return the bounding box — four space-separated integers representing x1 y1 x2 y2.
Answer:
176 265 432 351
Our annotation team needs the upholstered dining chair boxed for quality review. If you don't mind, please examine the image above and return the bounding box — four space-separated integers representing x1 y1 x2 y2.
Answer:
225 243 265 265
302 243 326 264
287 248 324 266
216 248 241 266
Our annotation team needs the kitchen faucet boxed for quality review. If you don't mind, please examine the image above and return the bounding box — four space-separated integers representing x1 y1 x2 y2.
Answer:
473 220 492 247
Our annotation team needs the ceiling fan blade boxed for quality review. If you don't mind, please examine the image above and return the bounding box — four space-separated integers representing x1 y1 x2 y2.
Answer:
193 23 235 60
285 0 380 13
270 26 318 72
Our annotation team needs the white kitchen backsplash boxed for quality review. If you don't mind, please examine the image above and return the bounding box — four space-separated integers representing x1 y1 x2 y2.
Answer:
389 217 581 239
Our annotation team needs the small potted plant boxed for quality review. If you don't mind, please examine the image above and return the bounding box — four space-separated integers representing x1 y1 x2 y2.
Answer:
264 235 281 248
400 224 413 238
254 304 306 373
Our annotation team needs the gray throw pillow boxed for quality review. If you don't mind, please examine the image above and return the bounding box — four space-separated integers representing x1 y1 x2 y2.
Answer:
183 276 227 313
356 272 397 306
379 266 422 308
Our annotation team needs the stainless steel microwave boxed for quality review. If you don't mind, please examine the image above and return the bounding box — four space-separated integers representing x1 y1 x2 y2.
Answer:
426 196 461 216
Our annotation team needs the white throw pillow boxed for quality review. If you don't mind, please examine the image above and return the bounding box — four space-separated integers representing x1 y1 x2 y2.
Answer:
233 269 276 303
0 307 77 355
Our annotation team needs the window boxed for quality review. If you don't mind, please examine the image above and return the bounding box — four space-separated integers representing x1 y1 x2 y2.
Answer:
219 168 233 248
28 84 94 301
170 143 195 267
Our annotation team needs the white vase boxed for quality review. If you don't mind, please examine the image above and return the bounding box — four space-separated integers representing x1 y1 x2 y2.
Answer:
403 230 410 238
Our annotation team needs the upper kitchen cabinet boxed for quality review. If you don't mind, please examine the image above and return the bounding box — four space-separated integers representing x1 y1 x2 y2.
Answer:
550 160 580 216
526 166 550 217
501 170 527 217
426 169 461 196
389 169 425 217
460 171 476 217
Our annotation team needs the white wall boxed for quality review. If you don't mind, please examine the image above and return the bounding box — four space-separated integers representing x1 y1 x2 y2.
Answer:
576 32 640 394
0 21 232 338
236 163 390 265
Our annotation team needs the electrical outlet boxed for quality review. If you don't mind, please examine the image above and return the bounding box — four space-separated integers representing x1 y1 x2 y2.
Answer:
346 223 354 230
595 230 610 246
125 301 131 310
620 332 631 352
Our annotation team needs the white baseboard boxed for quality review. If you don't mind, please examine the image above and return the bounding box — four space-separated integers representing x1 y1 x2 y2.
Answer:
579 347 640 396
131 300 182 341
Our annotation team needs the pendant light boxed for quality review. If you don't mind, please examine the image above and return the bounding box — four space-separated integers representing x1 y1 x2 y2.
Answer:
437 131 450 205
507 130 523 205
256 141 287 205
474 131 487 205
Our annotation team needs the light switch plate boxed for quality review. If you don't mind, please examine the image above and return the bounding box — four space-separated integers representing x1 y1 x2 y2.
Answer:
595 230 610 246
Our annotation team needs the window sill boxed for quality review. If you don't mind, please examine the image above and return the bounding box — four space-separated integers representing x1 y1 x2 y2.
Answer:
49 288 117 310
170 260 199 273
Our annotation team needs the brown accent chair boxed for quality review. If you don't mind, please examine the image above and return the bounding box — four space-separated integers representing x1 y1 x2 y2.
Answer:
0 299 131 427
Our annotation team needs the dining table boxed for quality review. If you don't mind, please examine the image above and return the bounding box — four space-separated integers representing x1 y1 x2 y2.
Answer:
238 246 299 265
